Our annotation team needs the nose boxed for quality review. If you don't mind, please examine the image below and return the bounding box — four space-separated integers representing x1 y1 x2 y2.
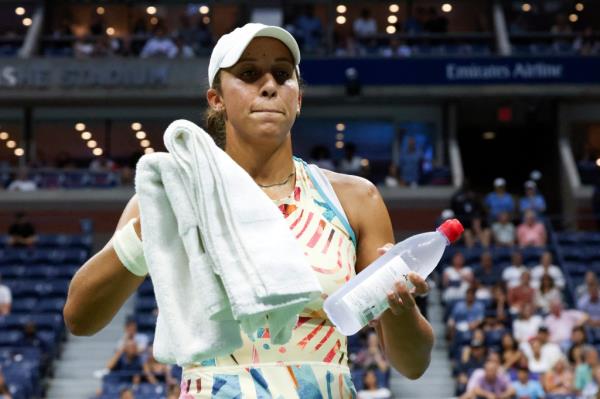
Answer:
259 73 278 99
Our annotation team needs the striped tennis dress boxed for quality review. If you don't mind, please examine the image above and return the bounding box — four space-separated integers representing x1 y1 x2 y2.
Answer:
179 158 358 398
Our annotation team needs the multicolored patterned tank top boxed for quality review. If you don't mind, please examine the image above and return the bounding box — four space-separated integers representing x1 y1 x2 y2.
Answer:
180 158 358 398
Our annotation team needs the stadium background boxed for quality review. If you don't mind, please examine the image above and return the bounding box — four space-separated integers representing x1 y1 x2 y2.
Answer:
0 0 600 398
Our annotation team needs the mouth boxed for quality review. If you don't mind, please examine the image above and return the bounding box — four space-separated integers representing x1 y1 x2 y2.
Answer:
251 109 284 114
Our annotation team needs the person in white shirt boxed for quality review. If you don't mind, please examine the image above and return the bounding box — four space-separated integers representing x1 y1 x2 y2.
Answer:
7 168 37 192
502 251 528 289
357 368 391 399
116 317 150 354
353 9 377 40
531 251 565 290
442 252 473 302
519 327 563 374
513 303 543 343
140 25 178 59
0 274 12 316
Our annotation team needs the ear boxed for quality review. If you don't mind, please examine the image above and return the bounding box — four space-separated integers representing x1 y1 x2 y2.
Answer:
207 88 224 111
296 90 303 115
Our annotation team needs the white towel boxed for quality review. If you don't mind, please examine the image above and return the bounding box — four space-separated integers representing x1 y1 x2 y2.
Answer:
135 119 322 366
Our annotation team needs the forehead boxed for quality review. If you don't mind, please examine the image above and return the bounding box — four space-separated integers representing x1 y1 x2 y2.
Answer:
238 37 294 63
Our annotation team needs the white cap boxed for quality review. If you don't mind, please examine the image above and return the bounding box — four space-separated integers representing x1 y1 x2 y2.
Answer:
441 209 455 220
494 177 506 187
524 180 536 189
208 23 301 87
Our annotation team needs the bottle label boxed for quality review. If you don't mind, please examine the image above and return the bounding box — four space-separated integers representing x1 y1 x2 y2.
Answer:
341 255 413 327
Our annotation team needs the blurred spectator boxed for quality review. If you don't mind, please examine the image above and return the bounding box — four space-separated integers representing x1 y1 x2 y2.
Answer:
142 346 175 386
89 13 106 36
383 164 399 187
0 275 11 317
7 211 37 248
456 339 488 393
542 357 575 395
568 326 588 366
89 156 116 172
550 14 573 52
535 274 562 315
519 180 546 215
398 136 422 187
0 370 12 399
461 358 515 399
140 25 177 59
451 183 491 248
578 280 600 333
574 27 600 56
119 387 135 399
116 316 149 354
516 210 547 248
338 143 362 175
489 283 508 324
447 287 485 342
520 327 562 373
575 346 599 393
18 321 46 351
513 303 543 344
502 251 528 289
404 6 426 34
7 168 37 192
353 9 377 40
485 178 515 222
309 145 335 170
531 252 564 290
173 35 195 58
577 271 599 301
472 252 501 297
544 300 588 349
380 38 412 57
54 151 76 169
508 271 535 315
294 6 323 53
107 338 143 384
442 253 473 302
424 6 448 34
499 332 522 371
357 367 391 399
333 32 358 57
353 332 389 373
513 366 545 399
188 19 212 54
581 364 600 398
491 211 515 247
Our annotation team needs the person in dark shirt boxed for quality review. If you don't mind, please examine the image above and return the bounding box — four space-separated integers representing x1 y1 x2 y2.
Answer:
472 252 502 293
451 183 491 248
7 212 37 248
106 338 143 384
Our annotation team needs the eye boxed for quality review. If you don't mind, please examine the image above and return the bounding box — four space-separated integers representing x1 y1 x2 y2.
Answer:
241 68 257 79
274 68 292 83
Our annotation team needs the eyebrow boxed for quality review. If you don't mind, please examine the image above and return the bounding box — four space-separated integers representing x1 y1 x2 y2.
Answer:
236 57 294 65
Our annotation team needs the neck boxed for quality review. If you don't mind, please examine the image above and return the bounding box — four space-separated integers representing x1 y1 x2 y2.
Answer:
225 132 294 186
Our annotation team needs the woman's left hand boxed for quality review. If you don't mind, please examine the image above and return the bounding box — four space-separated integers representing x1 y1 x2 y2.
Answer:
377 243 430 317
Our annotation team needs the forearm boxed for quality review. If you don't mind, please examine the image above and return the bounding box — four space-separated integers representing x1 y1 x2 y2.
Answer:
379 305 434 379
64 241 145 336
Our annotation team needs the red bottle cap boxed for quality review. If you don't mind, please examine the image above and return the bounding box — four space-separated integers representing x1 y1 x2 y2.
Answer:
437 219 464 244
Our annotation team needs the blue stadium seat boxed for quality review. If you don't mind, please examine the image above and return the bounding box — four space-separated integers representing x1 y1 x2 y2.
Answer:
135 314 157 333
0 331 24 346
521 247 545 264
0 265 27 279
34 280 69 298
36 298 66 314
492 247 512 263
88 171 120 188
135 297 157 313
12 298 38 314
6 281 39 297
24 265 59 279
63 170 89 188
138 279 155 297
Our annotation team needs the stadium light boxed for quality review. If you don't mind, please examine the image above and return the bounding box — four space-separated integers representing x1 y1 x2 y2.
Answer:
106 27 115 35
336 123 345 131
335 141 344 149
140 139 151 148
146 6 157 15
75 123 86 131
87 140 97 148
14 148 24 157
6 140 16 149
199 5 210 14
336 133 344 140
441 3 452 13
386 25 397 34
81 132 92 140
202 16 210 24
93 148 103 156
336 16 346 24
131 122 142 131
569 13 578 22
150 17 158 25
0 132 8 140
96 6 105 15
575 3 584 12
388 15 398 24
389 4 400 13
596 158 600 168
360 159 369 167
483 131 496 140
15 7 25 15
336 5 347 14
136 131 147 140
522 3 531 12
145 148 155 154
22 18 32 26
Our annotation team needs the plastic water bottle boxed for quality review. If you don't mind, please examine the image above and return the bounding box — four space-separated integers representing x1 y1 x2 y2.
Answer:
323 219 464 336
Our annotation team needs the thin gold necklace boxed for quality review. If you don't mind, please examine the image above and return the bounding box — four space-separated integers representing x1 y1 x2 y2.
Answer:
257 171 295 188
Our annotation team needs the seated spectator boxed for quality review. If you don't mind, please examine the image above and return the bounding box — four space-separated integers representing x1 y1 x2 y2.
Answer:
0 370 12 399
451 182 491 248
338 143 362 175
353 332 389 373
508 271 535 314
472 252 502 295
7 211 37 248
531 252 564 290
309 145 335 170
519 180 546 215
89 156 116 172
535 274 562 315
398 136 422 186
456 339 488 394
119 387 135 399
383 163 399 187
106 338 143 384
116 316 150 354
442 253 473 303
517 210 547 248
544 299 588 349
294 6 323 53
575 346 599 393
357 367 391 399
488 283 508 324
574 26 600 56
567 326 588 366
447 287 485 342
353 9 377 42
542 357 575 395
500 332 522 371
513 366 545 399
140 25 177 59
7 168 37 192
142 346 175 386
380 38 412 58
461 358 515 399
0 275 11 316
578 280 600 334
581 364 600 398
513 303 543 343
576 271 598 300
173 35 195 58
520 327 563 374
485 178 515 222
502 251 528 289
491 212 515 247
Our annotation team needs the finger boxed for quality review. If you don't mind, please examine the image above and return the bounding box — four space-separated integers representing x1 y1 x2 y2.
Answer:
407 272 429 296
386 290 404 315
376 243 394 255
395 281 416 309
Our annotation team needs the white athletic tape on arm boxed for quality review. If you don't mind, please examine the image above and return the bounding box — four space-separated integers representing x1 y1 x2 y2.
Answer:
112 218 149 277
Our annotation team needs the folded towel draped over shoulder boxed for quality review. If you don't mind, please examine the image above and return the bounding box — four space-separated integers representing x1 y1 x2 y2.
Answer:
135 119 322 366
